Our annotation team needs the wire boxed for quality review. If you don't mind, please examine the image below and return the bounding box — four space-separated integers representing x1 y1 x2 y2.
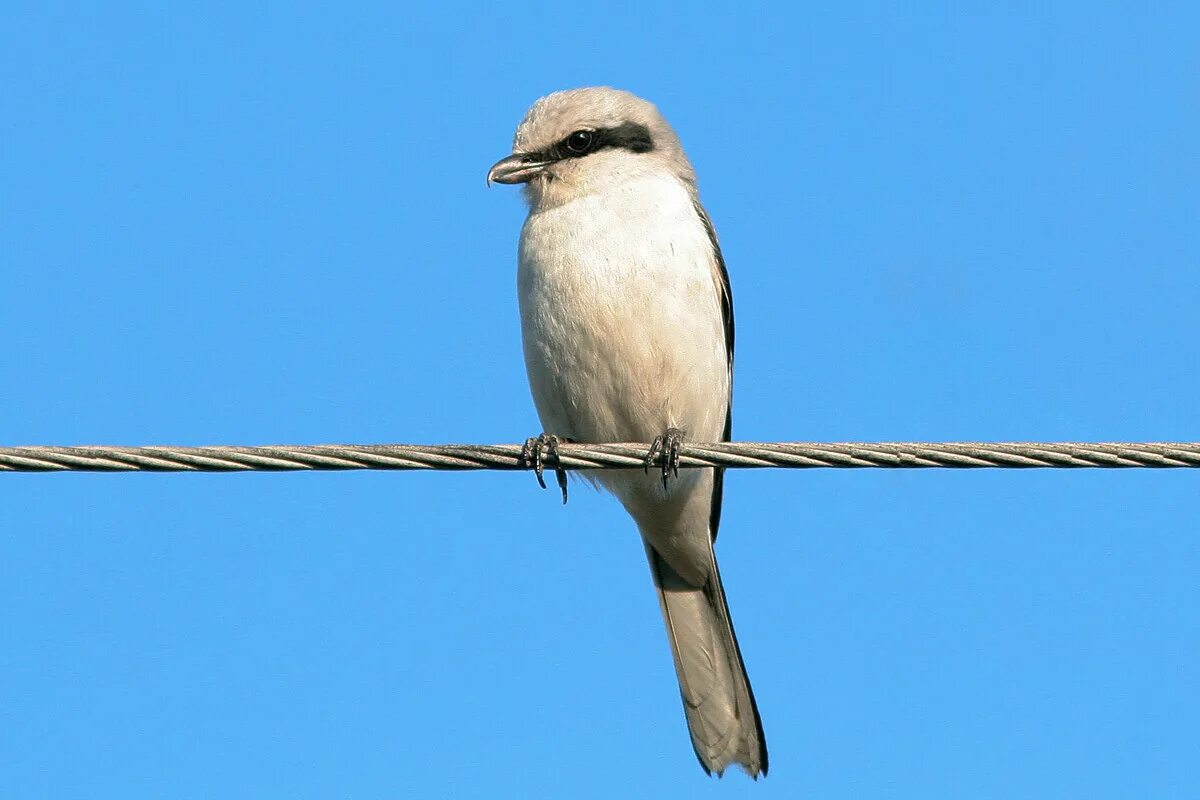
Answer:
2 441 1198 472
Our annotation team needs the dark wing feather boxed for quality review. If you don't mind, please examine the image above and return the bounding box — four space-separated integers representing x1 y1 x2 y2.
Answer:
691 199 734 541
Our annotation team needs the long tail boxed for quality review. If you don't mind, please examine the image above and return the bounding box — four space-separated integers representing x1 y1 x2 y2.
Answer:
645 542 768 777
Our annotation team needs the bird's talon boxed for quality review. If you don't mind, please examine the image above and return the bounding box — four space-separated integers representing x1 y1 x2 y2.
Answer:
522 436 548 488
647 428 685 489
523 433 570 502
644 437 662 476
555 467 568 505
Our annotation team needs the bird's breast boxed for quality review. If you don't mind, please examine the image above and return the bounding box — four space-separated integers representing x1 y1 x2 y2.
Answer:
516 176 729 447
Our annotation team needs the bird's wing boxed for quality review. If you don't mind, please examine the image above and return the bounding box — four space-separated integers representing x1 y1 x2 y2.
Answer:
692 199 734 541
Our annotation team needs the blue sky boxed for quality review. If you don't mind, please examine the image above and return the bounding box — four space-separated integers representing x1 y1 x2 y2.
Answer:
2 3 1198 798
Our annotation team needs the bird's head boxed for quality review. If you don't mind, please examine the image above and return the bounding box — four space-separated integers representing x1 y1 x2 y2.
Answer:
488 87 694 209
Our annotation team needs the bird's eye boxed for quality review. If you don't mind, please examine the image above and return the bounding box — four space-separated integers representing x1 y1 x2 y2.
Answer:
564 130 595 154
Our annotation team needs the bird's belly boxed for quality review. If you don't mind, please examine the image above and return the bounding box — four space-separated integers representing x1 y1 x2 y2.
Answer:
516 182 729 448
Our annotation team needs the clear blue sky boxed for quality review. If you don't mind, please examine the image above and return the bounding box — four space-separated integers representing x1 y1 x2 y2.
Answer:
2 3 1197 798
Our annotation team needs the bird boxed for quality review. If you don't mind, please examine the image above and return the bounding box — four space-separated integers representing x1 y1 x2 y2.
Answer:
488 87 767 778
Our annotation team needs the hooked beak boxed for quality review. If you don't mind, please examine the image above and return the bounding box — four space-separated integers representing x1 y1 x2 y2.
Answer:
487 152 551 186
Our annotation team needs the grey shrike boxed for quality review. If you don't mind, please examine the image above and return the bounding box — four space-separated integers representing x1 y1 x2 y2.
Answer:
488 87 767 778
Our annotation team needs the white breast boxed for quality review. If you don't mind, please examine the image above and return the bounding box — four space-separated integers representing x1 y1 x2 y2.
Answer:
516 174 729 449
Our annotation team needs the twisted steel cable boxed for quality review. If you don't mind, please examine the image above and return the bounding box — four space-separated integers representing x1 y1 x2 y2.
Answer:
2 441 1199 473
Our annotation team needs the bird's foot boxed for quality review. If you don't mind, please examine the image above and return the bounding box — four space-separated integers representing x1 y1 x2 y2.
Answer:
521 433 570 504
645 427 685 489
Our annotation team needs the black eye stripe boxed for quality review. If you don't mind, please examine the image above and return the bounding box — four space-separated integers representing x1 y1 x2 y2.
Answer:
537 122 656 162
602 121 654 154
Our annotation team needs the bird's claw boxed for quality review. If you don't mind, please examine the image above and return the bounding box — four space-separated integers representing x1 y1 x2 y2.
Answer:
522 433 570 504
645 427 684 489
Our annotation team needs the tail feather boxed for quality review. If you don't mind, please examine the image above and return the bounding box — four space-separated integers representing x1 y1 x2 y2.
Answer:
645 543 767 777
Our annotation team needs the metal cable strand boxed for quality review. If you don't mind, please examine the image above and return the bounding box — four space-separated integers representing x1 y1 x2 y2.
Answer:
2 442 1199 473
